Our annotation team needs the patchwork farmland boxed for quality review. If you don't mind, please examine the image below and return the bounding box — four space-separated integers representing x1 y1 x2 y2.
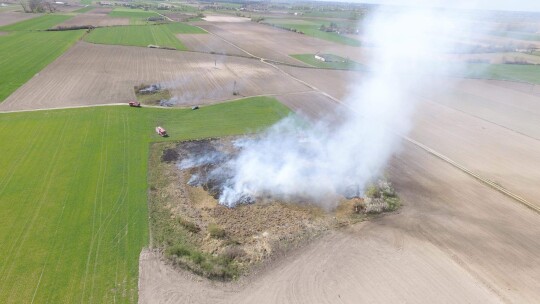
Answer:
1 1 540 304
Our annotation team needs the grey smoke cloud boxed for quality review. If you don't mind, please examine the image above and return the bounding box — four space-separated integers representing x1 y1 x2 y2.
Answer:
194 8 488 207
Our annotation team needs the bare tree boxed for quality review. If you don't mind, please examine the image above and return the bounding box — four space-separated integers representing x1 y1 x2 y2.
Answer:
527 43 537 54
19 0 30 13
28 0 45 13
43 1 56 13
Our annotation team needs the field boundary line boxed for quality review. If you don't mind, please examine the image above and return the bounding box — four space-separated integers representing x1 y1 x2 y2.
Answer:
404 136 540 214
0 103 127 114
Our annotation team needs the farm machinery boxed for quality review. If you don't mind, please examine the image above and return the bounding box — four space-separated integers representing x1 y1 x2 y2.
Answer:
156 126 168 137
128 101 141 107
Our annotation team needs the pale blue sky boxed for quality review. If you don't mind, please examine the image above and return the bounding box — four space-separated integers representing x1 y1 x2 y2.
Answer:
356 0 540 12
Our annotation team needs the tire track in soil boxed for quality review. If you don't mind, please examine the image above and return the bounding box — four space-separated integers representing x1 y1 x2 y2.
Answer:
30 116 91 303
81 111 110 303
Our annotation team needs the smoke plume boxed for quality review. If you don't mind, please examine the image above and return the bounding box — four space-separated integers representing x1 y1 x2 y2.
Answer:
191 8 484 207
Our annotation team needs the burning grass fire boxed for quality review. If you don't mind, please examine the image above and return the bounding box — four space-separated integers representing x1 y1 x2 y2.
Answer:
148 138 400 280
177 138 399 209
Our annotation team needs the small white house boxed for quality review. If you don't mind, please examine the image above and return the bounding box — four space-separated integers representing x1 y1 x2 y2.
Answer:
314 54 326 62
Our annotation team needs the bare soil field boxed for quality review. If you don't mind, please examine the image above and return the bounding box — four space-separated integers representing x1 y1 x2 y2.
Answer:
176 33 246 56
0 11 40 26
278 66 540 209
1 15 537 301
161 12 194 22
478 78 540 96
87 7 113 15
202 15 250 23
139 138 540 303
276 91 337 120
139 62 540 303
278 65 363 100
448 52 540 64
197 22 367 65
0 42 310 111
410 90 540 209
415 78 540 139
54 8 129 27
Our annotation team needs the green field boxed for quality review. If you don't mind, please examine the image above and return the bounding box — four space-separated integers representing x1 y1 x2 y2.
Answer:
0 14 73 31
290 10 362 19
84 23 205 49
0 97 288 303
109 7 161 24
0 30 85 102
263 18 361 46
462 63 540 84
74 6 95 13
291 53 366 70
489 30 540 42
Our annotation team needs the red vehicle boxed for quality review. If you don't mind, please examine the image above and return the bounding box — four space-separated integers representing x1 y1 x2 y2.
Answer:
128 101 141 107
156 126 167 137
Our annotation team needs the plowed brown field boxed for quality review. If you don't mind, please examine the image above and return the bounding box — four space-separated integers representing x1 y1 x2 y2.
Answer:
0 41 310 111
137 45 540 303
197 22 367 65
54 8 129 27
0 11 40 26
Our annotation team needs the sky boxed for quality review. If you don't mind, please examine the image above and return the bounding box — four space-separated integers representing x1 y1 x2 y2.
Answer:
357 0 540 12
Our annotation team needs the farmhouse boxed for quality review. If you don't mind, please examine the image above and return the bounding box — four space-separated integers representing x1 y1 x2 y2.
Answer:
98 1 113 6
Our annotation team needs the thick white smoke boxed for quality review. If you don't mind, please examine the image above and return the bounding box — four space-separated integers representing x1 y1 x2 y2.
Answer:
216 8 478 207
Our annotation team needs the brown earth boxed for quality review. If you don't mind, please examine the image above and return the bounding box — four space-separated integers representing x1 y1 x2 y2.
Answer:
54 8 129 27
197 22 367 65
140 136 540 303
446 52 540 64
151 138 388 272
161 12 195 22
138 32 540 302
175 33 246 56
0 42 311 111
0 11 40 26
202 15 250 23
0 15 538 303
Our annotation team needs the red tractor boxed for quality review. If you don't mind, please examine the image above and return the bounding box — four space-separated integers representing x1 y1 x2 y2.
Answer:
156 126 167 137
128 101 141 107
